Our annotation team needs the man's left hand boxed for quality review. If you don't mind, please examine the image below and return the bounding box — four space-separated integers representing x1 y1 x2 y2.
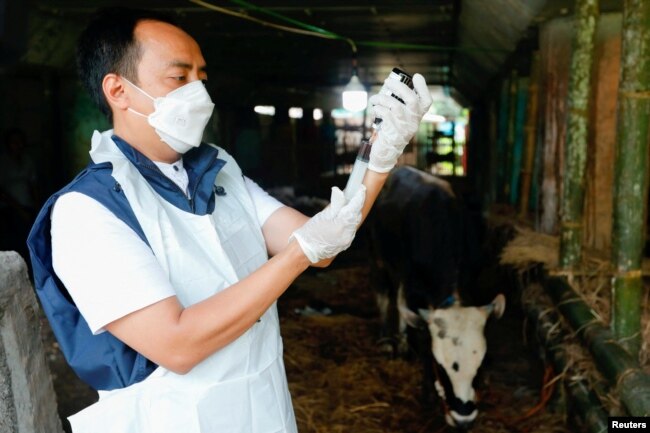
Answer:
367 73 433 173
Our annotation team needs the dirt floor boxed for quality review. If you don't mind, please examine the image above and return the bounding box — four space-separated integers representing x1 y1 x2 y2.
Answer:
44 250 577 432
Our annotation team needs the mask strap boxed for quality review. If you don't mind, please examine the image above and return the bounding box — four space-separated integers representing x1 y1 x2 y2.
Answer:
122 77 155 101
127 108 148 118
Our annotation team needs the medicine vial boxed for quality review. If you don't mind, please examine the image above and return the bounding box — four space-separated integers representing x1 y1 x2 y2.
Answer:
344 68 414 201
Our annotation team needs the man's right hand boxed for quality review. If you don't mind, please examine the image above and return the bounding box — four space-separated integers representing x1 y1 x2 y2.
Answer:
290 186 366 263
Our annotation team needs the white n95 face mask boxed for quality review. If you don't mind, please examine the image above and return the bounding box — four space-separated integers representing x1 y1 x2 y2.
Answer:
124 78 215 154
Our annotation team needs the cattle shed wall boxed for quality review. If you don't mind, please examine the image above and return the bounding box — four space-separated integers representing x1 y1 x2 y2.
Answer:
512 13 622 255
0 251 63 433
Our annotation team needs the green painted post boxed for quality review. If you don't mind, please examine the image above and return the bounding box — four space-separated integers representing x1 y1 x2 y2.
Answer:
496 80 510 202
611 0 650 355
509 77 529 205
504 71 518 201
520 53 541 217
559 0 599 269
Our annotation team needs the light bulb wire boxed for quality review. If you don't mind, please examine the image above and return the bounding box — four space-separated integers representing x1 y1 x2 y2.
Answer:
188 0 357 53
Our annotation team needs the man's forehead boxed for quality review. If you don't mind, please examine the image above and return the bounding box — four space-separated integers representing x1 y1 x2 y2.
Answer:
135 20 205 64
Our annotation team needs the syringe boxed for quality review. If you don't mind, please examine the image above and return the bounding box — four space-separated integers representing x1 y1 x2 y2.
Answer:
344 68 414 201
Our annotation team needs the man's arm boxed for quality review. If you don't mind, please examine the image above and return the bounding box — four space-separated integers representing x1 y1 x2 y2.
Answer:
261 170 389 260
105 240 310 374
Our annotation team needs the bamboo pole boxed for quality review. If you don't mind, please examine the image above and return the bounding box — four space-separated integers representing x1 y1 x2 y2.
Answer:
559 0 599 269
519 53 541 218
611 0 650 356
545 277 650 416
525 303 608 433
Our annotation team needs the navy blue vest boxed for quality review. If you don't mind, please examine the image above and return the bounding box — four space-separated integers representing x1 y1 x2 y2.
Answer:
27 136 226 391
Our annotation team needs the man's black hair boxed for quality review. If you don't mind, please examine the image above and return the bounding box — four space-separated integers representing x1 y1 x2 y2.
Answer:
76 8 177 120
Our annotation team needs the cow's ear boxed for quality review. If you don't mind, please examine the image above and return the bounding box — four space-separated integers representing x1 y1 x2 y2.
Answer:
418 308 434 324
485 294 506 319
398 303 427 328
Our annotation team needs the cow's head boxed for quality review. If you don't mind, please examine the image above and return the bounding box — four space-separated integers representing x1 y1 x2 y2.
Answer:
402 294 505 429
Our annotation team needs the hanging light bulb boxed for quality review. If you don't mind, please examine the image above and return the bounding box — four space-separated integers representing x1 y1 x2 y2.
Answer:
342 74 368 112
342 51 367 112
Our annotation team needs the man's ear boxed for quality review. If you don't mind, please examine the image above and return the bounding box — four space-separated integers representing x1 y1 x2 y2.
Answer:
102 73 130 113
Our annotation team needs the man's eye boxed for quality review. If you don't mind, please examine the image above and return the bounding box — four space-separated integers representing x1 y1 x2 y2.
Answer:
174 76 187 82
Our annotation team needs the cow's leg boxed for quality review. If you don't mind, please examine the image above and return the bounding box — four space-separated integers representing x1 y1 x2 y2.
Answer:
397 280 436 404
396 283 412 356
375 290 393 354
371 258 398 356
415 326 435 406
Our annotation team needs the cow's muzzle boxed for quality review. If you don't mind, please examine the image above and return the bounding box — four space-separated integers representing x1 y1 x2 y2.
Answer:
446 408 478 430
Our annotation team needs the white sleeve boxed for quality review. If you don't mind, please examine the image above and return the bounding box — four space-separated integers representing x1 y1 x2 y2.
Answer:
244 176 285 226
51 192 176 335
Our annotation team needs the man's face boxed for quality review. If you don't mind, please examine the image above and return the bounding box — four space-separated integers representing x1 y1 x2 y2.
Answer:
127 20 209 115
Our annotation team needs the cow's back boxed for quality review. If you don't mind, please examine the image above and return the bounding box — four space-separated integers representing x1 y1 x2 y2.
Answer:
368 166 462 308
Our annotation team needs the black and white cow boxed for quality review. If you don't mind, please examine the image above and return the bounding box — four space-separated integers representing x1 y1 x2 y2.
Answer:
367 166 505 429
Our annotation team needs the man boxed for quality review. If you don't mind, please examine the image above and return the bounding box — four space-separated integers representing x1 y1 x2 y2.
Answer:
28 8 431 433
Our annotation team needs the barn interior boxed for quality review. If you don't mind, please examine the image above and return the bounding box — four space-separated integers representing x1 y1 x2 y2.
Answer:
1 0 649 432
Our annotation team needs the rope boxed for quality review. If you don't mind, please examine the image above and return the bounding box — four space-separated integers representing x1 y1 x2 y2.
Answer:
430 359 451 416
485 364 557 429
616 366 641 389
620 90 650 99
613 269 643 279
510 365 556 423
561 221 583 229
569 107 590 117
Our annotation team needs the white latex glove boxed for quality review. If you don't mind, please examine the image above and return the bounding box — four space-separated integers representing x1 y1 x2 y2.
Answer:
367 73 433 173
290 185 366 263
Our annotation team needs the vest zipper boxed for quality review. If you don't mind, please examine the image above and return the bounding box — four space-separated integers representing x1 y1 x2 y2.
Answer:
139 164 196 213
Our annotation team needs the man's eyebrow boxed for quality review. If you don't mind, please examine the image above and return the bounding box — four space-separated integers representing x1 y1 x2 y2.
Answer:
166 61 208 73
